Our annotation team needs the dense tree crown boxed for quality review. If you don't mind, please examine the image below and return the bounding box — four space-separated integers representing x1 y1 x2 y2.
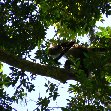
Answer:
0 0 111 111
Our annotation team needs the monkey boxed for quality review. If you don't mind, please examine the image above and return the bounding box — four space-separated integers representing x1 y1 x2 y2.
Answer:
48 42 88 75
48 41 108 77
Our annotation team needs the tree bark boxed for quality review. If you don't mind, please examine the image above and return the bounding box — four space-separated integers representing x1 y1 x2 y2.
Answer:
0 49 77 83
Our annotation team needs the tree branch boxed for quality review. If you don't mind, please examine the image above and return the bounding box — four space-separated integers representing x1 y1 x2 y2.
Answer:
0 49 77 83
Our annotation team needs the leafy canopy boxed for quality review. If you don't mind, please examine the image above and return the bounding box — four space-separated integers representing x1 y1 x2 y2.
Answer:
0 0 111 111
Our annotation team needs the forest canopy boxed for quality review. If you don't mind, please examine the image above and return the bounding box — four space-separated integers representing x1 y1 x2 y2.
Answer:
0 0 111 111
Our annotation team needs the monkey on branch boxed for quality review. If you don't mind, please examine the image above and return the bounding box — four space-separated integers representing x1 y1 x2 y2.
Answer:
48 41 109 77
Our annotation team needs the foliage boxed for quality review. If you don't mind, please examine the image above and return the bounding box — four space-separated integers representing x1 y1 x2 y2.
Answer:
34 81 59 111
0 0 46 55
0 0 111 111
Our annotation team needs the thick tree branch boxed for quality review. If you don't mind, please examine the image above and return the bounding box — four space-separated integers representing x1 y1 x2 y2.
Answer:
0 49 77 82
